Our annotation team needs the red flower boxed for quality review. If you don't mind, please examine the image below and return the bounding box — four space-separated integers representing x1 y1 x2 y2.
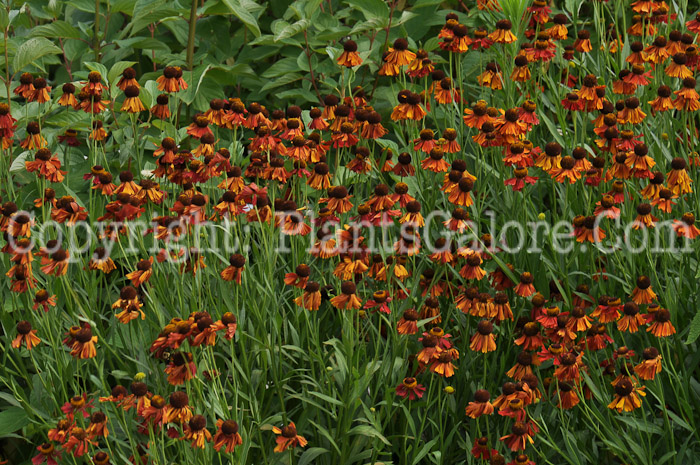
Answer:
395 377 426 400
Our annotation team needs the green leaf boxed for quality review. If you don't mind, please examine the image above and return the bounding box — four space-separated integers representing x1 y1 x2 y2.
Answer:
274 18 310 41
9 151 31 173
260 73 302 91
261 57 299 78
347 425 390 445
412 437 439 464
29 20 82 39
0 407 29 437
344 0 389 21
0 392 22 408
580 371 603 402
222 0 261 37
180 64 213 105
112 0 137 14
307 390 344 407
0 9 8 30
686 309 700 344
12 37 62 73
304 0 323 18
129 8 181 36
298 447 329 465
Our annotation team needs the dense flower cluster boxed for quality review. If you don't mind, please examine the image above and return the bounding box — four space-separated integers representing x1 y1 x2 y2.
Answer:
2 0 698 463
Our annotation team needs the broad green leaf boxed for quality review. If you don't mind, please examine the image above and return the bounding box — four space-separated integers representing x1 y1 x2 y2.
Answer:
10 151 31 173
0 9 10 30
0 407 29 437
261 57 299 78
348 425 390 445
111 0 137 14
412 437 439 464
298 447 329 465
344 0 389 21
129 8 181 36
180 64 213 105
222 0 261 37
260 73 302 91
12 37 62 73
686 308 700 344
304 0 323 18
274 18 310 41
29 20 81 39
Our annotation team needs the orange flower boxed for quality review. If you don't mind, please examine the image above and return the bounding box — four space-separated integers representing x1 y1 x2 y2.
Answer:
11 320 41 350
506 352 537 380
272 422 307 453
25 148 66 183
20 122 47 149
14 72 34 98
330 281 362 310
126 257 154 287
90 120 108 141
674 213 700 239
294 281 322 311
634 347 662 380
28 77 51 103
187 114 213 139
391 91 426 121
463 101 491 129
510 55 531 82
58 82 77 106
630 275 656 304
156 66 182 92
64 427 96 457
608 379 645 412
556 382 580 409
40 248 69 276
500 421 536 451
448 178 474 206
514 272 536 297
397 308 419 335
120 85 145 113
465 389 495 418
151 93 170 119
182 415 212 448
165 352 196 385
665 53 692 79
617 97 646 124
115 67 139 90
69 325 98 359
337 40 362 67
647 307 675 337
86 411 109 438
322 186 353 214
673 77 700 111
384 38 415 67
32 289 56 312
477 62 503 89
430 351 457 377
220 254 245 284
213 419 243 453
489 19 517 43
617 301 645 333
470 320 497 353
